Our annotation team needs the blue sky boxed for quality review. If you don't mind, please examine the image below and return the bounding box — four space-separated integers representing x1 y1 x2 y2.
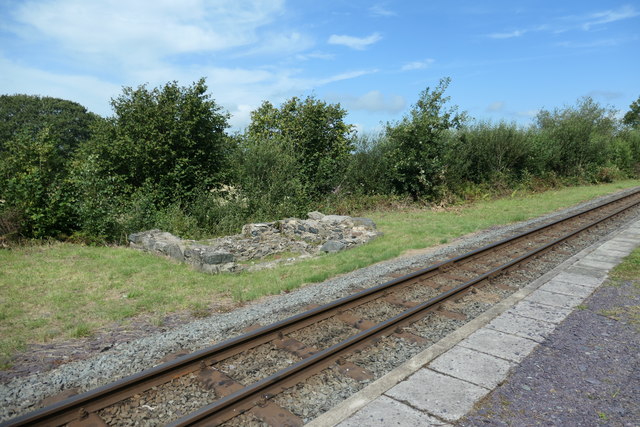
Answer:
1 1 638 132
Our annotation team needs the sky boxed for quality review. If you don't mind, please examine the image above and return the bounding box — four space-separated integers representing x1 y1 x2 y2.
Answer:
1 0 639 132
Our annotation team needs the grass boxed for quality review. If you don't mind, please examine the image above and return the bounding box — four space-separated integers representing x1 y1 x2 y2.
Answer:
1 179 639 367
600 247 640 329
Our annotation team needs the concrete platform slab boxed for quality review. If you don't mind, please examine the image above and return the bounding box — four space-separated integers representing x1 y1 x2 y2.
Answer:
582 254 624 264
486 312 557 343
565 265 609 278
337 395 449 427
459 328 539 363
539 279 596 298
385 369 489 422
506 299 572 324
429 346 514 389
575 258 618 270
553 272 603 288
524 289 584 309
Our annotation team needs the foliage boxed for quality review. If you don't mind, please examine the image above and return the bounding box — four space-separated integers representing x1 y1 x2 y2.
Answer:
385 77 467 199
0 94 97 157
247 95 355 196
342 132 395 195
76 78 230 203
0 128 76 237
622 95 640 129
71 79 230 240
535 97 617 175
447 121 534 186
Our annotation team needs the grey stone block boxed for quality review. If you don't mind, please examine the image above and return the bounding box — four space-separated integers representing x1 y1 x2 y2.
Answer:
565 265 608 279
487 312 557 343
524 289 584 310
321 240 347 253
575 258 617 270
553 272 603 288
386 368 489 422
539 279 596 298
429 346 514 389
460 328 539 363
506 300 572 324
338 395 449 427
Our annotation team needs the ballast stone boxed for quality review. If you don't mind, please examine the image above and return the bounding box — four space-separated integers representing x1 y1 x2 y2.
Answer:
128 212 380 274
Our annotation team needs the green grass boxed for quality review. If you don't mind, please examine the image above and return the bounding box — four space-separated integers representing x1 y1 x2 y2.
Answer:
601 247 640 329
1 179 639 367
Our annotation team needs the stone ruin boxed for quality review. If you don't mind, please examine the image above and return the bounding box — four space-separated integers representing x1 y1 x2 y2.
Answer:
128 211 381 274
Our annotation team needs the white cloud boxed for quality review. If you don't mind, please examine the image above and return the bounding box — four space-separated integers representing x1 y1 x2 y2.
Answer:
0 56 120 116
328 33 382 50
369 5 396 17
516 109 539 118
11 0 286 67
487 101 505 112
580 5 639 30
401 59 435 71
334 91 406 113
488 29 527 39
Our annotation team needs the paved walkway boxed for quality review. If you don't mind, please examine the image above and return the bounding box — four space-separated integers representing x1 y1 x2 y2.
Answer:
308 220 640 426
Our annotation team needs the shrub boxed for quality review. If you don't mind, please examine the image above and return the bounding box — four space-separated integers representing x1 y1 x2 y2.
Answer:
385 77 466 200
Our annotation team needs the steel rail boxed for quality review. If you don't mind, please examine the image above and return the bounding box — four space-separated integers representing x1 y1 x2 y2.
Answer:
3 188 639 427
169 192 640 426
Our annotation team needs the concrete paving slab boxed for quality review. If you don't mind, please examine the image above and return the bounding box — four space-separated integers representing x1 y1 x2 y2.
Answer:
610 236 639 244
599 242 636 252
386 368 489 422
459 328 539 363
539 280 596 299
592 248 632 258
429 346 514 389
506 299 573 324
553 272 604 288
582 254 624 264
524 289 584 309
565 265 609 279
337 395 449 427
575 258 618 270
486 312 557 343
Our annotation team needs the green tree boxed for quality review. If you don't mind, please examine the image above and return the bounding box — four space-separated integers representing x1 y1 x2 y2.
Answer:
0 94 97 157
76 78 230 203
385 77 466 199
247 96 355 196
622 95 640 128
535 97 617 175
0 128 76 237
0 95 96 238
72 79 230 240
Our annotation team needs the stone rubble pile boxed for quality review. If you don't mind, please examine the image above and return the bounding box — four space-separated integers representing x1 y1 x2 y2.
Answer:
128 211 381 274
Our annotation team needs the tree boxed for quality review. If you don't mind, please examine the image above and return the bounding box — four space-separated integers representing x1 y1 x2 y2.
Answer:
76 78 230 203
0 94 97 157
385 77 466 199
535 97 617 175
247 96 355 196
0 95 96 238
0 128 76 237
622 95 640 129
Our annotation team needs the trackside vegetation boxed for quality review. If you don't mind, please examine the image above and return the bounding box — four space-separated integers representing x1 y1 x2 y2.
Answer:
1 180 638 366
1 78 639 242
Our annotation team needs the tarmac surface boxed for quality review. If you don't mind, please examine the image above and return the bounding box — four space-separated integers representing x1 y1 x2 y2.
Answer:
309 219 640 426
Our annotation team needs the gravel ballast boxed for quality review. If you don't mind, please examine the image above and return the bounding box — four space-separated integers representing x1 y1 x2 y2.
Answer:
1 188 639 423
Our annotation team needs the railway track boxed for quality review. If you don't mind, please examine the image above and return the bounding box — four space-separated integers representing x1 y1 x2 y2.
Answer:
5 189 640 427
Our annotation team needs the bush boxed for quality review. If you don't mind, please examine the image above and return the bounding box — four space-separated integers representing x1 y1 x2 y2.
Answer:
385 77 466 200
247 96 354 197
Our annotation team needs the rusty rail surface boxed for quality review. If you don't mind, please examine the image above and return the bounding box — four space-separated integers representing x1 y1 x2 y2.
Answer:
4 188 640 427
